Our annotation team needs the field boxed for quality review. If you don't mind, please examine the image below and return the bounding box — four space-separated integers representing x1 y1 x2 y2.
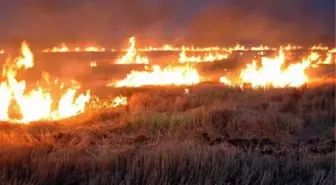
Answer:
1 82 335 185
0 45 335 184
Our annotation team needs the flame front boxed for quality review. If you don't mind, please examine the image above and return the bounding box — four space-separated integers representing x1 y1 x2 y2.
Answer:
108 65 199 87
240 49 310 88
0 42 91 123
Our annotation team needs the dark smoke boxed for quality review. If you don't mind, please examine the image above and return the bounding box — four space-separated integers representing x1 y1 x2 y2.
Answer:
0 0 334 48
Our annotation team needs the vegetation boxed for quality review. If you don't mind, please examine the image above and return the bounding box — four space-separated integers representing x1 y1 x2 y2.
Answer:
0 84 335 185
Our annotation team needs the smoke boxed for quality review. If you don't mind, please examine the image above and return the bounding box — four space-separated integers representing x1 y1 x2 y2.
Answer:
185 0 335 46
0 0 334 47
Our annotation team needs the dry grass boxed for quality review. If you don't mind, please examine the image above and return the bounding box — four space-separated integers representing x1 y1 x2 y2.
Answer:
0 84 335 185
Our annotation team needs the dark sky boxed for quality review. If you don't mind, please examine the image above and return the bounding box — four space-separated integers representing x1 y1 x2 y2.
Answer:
0 0 334 48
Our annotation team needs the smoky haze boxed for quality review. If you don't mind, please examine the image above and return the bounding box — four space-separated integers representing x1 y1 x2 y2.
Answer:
0 0 334 48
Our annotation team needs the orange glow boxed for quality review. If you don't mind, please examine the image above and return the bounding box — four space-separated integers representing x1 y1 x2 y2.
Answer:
84 46 106 52
90 61 97 67
179 47 229 63
219 76 232 86
43 44 106 53
310 44 329 51
328 48 336 54
283 44 303 51
240 49 310 88
91 96 128 109
43 43 69 52
111 96 128 107
250 45 276 51
108 65 200 87
0 42 90 123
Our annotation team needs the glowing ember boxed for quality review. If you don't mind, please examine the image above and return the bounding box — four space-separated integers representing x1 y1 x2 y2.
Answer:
219 76 232 86
108 65 200 87
240 49 310 88
0 42 91 123
116 37 149 64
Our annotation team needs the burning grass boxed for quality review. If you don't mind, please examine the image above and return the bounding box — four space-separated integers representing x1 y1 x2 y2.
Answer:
0 84 335 184
0 38 335 184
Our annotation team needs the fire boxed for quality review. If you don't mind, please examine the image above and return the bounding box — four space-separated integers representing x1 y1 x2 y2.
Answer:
179 47 229 63
328 48 336 53
222 44 247 52
240 49 310 88
43 44 106 53
116 37 149 64
108 65 200 87
91 96 128 109
310 44 329 51
0 42 91 123
90 61 97 67
0 49 4 54
250 45 276 51
306 51 335 66
43 43 70 52
111 96 128 107
308 52 320 61
84 46 106 52
219 76 232 86
283 44 303 51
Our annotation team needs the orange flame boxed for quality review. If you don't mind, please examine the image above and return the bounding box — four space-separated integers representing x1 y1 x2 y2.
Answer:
111 96 128 107
240 49 310 88
43 44 106 53
310 44 329 51
179 47 229 63
91 96 128 109
283 44 303 51
219 76 232 86
108 65 200 87
90 61 97 67
0 42 90 123
116 37 149 64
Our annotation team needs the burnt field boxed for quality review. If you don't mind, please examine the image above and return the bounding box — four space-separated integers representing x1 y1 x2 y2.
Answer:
0 50 335 185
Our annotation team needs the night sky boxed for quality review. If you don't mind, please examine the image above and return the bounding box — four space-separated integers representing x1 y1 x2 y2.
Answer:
0 0 334 48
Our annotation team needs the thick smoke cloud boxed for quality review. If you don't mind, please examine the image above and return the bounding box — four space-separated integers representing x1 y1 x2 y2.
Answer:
0 0 334 48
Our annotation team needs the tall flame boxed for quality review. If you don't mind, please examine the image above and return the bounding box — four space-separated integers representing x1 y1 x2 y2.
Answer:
240 49 310 88
0 42 91 123
116 37 149 64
